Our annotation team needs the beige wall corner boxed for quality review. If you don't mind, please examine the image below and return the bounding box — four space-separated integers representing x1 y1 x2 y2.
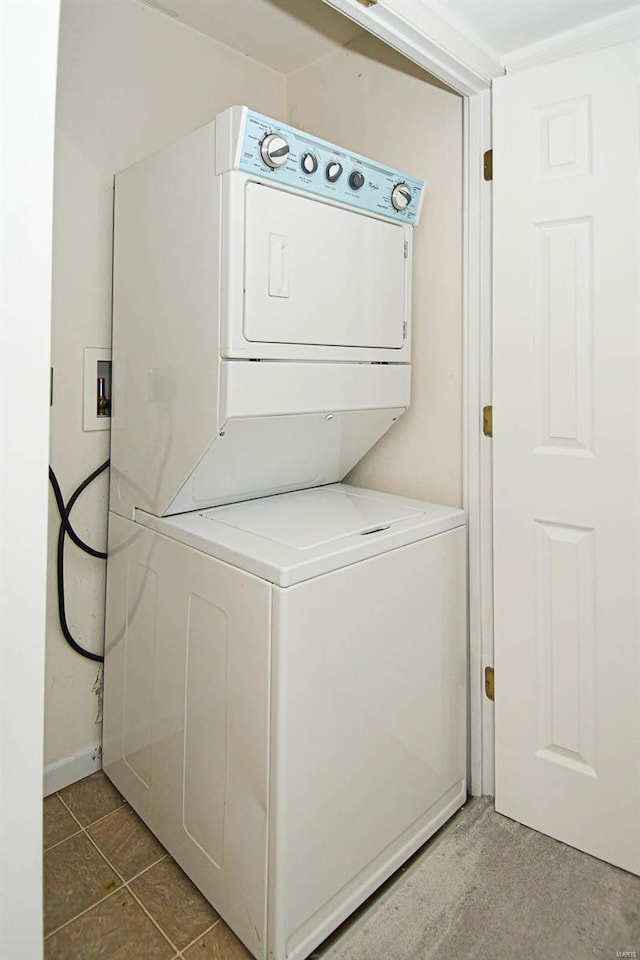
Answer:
287 34 463 507
47 0 286 773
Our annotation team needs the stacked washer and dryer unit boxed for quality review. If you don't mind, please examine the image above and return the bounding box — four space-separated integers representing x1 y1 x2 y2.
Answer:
103 107 467 960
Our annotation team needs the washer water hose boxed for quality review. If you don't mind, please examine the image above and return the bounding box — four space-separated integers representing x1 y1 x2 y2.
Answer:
49 461 109 663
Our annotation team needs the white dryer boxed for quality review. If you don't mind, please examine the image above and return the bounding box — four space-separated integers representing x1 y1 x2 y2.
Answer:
109 106 424 520
103 484 466 960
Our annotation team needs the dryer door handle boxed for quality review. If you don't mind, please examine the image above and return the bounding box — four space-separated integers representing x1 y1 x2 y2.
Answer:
268 233 290 299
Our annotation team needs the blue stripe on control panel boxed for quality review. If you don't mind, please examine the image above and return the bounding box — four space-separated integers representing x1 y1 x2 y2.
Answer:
238 110 425 226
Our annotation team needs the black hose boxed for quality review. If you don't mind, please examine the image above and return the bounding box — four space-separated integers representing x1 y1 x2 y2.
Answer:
49 461 110 663
48 466 107 559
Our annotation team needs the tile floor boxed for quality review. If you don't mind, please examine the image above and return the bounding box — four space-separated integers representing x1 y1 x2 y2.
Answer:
43 771 253 959
44 772 640 960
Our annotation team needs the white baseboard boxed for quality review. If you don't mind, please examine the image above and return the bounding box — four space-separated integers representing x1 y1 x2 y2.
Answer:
43 742 102 797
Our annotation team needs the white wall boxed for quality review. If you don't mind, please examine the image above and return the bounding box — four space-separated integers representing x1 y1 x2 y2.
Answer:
287 35 463 507
1 2 59 955
46 0 286 783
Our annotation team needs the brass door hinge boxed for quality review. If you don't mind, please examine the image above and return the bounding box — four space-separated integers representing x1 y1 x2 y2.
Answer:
483 405 493 438
355 0 378 6
483 149 493 181
485 666 495 702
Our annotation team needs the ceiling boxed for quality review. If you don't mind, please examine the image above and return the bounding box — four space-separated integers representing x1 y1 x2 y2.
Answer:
139 0 639 74
138 0 366 74
424 0 639 60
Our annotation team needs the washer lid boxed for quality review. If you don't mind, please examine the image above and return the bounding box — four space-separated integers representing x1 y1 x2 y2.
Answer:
136 484 466 587
205 485 423 549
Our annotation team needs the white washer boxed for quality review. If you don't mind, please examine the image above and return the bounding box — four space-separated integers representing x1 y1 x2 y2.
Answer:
103 484 466 960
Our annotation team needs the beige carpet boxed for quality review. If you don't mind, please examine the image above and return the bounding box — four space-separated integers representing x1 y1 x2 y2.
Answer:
317 798 640 960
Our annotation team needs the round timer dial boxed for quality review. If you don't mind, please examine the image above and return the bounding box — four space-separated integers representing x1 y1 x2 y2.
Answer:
260 134 290 169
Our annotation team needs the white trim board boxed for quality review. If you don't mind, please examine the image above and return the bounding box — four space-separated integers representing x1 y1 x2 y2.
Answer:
504 5 640 73
463 88 494 798
43 743 103 797
1 3 59 956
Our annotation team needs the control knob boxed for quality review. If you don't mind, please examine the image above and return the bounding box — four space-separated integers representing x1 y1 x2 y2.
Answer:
300 152 318 175
391 182 412 211
326 161 343 183
260 134 290 169
349 170 365 191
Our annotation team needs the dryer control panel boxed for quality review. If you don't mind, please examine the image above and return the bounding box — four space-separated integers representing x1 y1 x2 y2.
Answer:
230 108 425 225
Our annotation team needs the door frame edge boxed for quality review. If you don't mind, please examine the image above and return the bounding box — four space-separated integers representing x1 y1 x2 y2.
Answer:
464 89 494 797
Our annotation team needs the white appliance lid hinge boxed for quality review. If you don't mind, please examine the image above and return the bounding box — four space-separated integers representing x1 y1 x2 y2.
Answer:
403 320 407 340
403 241 408 259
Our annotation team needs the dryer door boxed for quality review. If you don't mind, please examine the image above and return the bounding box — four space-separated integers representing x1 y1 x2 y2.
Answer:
243 183 407 351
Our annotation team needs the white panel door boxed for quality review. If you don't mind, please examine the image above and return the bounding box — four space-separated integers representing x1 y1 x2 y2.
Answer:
493 40 640 874
244 183 407 349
